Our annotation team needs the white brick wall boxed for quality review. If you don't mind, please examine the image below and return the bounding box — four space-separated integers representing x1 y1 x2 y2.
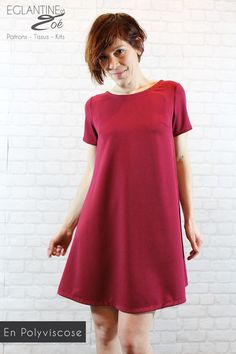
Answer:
1 1 236 353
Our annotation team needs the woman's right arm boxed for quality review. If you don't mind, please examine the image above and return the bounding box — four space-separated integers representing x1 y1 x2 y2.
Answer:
47 144 96 257
62 144 97 234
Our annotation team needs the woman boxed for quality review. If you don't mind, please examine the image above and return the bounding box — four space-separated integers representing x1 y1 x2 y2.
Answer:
48 13 203 354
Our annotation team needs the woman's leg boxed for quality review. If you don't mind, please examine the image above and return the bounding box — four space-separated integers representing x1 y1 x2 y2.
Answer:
118 310 155 354
90 305 122 354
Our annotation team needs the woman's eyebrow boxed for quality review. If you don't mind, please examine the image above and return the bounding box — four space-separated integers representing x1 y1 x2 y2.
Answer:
111 45 124 50
103 45 124 55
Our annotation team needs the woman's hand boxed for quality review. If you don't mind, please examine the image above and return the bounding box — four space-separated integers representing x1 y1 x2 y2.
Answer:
184 219 204 261
47 227 74 258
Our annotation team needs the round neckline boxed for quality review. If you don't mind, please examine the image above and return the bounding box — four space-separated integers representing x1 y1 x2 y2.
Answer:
105 80 163 97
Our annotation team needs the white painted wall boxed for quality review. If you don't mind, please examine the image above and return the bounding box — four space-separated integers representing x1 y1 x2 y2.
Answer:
0 0 236 353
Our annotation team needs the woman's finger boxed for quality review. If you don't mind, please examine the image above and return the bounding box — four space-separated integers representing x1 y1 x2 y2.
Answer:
48 241 55 257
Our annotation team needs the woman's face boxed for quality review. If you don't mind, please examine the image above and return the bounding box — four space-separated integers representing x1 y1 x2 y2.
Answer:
98 38 141 84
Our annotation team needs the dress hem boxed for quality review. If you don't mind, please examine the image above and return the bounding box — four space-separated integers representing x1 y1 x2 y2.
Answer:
57 289 187 314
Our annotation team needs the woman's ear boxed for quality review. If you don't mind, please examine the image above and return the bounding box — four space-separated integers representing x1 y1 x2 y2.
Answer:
135 36 143 55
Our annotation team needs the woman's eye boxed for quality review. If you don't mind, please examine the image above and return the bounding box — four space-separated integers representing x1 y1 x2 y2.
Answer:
116 49 124 55
98 49 125 64
99 56 107 62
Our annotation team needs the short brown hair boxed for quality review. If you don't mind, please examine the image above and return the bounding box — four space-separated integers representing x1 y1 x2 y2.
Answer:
85 13 147 85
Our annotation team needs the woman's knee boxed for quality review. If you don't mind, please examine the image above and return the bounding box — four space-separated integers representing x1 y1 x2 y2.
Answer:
94 320 118 341
90 305 118 343
117 310 154 354
118 333 150 354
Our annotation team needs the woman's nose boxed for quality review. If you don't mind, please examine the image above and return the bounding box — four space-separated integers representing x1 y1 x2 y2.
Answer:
108 56 119 70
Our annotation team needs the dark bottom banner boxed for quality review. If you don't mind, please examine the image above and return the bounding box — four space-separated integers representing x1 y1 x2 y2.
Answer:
0 321 86 342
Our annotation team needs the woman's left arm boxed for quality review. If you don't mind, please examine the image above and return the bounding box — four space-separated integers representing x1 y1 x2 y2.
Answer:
174 132 204 260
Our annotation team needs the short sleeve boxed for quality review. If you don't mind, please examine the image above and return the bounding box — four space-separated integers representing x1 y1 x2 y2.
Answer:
83 97 98 145
172 82 193 137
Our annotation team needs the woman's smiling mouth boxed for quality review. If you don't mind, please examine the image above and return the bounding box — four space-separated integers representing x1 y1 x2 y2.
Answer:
113 69 127 77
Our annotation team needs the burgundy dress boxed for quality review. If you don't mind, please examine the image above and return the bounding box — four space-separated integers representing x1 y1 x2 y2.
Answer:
57 80 193 313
